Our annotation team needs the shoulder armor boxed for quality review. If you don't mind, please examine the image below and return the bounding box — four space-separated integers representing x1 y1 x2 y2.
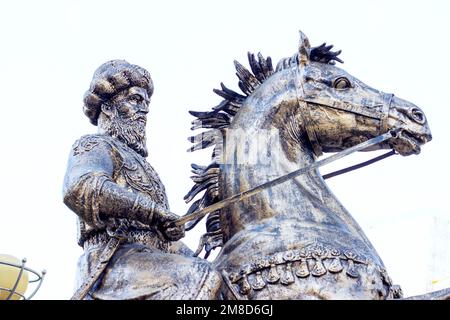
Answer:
71 134 113 156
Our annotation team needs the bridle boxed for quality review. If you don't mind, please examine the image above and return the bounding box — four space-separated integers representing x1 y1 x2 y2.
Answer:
294 63 395 158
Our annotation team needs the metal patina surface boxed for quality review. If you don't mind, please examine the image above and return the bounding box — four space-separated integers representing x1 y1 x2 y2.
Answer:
63 32 448 300
184 31 445 300
63 60 222 300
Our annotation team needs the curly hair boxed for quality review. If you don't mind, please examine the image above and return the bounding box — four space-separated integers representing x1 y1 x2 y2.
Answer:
83 60 154 125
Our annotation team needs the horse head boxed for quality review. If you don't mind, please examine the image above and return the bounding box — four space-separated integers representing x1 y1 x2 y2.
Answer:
185 30 434 299
288 31 432 157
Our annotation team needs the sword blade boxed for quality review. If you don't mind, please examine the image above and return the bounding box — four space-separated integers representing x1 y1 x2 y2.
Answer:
172 131 394 227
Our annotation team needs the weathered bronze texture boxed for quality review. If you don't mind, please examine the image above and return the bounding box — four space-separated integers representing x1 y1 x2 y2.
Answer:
177 131 395 228
185 31 441 299
62 32 448 300
63 60 222 299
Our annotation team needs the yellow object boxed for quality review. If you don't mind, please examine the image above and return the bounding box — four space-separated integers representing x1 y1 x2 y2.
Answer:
431 276 450 285
0 254 29 300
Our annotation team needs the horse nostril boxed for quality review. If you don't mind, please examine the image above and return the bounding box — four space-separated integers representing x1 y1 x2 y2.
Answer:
410 108 426 124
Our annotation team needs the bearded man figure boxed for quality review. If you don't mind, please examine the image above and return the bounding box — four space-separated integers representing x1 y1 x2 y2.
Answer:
63 60 222 300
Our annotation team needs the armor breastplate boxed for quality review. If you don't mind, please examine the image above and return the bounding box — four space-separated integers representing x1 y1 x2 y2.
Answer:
75 134 169 246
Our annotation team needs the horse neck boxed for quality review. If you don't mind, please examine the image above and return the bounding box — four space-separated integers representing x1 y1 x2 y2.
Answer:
219 70 380 254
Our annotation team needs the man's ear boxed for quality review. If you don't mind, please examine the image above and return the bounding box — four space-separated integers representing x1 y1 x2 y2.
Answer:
101 103 114 117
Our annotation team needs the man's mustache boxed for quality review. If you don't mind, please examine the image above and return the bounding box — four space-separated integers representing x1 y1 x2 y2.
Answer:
133 112 147 123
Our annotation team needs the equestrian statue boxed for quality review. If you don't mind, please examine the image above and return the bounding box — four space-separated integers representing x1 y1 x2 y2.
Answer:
183 31 448 300
63 31 449 300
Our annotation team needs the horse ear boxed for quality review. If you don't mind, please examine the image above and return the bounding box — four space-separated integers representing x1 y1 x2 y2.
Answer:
298 30 311 65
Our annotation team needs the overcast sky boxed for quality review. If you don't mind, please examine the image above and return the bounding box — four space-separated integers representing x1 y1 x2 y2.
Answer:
0 0 449 299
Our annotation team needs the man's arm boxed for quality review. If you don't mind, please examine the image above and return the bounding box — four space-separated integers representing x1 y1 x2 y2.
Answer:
62 135 179 238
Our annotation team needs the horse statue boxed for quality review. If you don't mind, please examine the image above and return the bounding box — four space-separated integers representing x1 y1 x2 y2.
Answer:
183 31 443 300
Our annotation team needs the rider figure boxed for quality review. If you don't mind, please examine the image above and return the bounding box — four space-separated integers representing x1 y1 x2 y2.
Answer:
63 60 221 299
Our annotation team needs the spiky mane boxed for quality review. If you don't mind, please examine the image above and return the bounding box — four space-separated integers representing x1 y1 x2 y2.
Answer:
185 44 342 258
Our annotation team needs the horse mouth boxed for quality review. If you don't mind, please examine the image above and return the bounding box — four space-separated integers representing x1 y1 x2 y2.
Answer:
390 130 426 156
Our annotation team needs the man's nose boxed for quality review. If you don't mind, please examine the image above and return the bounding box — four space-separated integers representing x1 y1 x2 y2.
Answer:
137 101 149 114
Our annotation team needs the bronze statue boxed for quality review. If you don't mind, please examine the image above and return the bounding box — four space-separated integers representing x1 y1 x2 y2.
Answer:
63 33 449 300
62 60 221 299
184 31 441 299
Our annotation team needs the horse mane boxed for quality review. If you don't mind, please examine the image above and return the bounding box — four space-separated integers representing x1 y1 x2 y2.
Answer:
184 44 342 258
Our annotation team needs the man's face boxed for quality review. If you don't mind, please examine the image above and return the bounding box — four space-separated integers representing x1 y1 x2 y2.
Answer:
103 86 151 157
113 87 150 123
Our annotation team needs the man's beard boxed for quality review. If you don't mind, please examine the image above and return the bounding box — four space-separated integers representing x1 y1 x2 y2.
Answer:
105 111 149 157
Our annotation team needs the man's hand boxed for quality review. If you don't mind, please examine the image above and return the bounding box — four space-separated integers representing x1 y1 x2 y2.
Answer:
155 211 185 241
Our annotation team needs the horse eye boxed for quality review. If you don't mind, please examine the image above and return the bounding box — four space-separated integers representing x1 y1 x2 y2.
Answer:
410 108 426 124
333 77 351 90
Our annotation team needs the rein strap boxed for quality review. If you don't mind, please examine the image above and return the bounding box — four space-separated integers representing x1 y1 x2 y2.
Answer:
172 130 396 227
322 149 395 179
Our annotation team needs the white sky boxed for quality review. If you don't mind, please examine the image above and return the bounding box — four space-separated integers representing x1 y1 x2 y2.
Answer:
0 0 449 299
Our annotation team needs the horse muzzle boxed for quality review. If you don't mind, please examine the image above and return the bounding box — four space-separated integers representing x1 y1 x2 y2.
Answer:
387 96 432 156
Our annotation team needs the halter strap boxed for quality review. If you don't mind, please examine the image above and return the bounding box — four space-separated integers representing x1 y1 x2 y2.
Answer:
289 64 397 181
380 93 394 135
302 96 385 120
302 92 394 136
293 65 324 156
293 64 395 157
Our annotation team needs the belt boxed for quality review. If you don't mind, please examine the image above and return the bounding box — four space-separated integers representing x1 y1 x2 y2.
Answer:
83 229 170 252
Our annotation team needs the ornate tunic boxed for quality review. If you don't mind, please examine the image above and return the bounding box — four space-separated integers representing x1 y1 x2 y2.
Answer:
64 134 169 247
63 134 221 299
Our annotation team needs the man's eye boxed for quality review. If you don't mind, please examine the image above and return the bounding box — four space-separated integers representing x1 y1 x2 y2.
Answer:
129 94 143 103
